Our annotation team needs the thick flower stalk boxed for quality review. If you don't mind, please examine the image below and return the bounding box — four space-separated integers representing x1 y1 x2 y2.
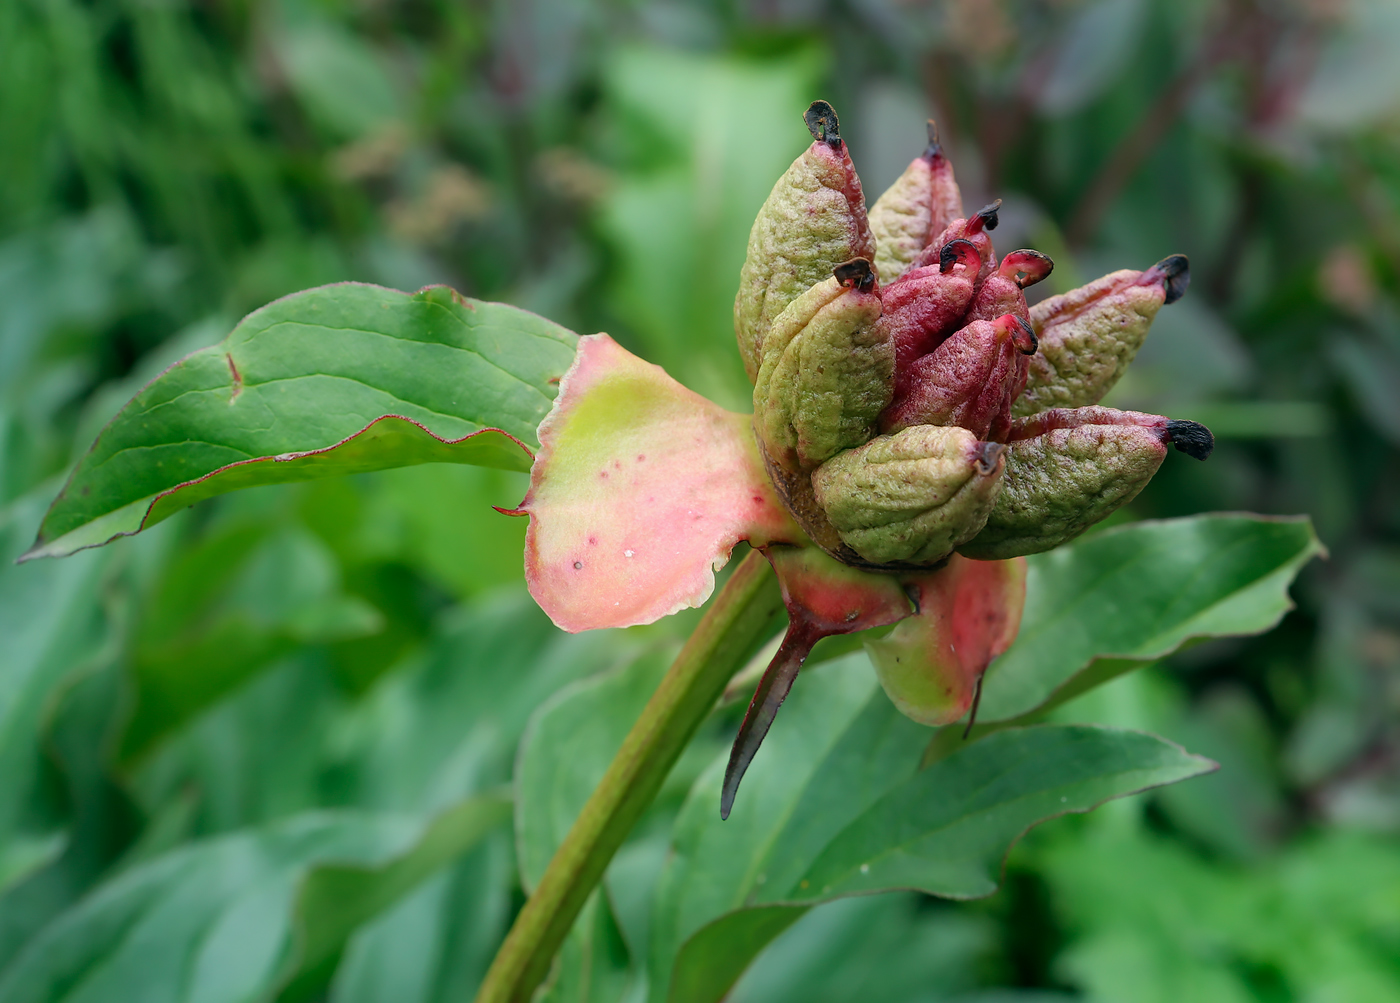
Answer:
517 101 1213 818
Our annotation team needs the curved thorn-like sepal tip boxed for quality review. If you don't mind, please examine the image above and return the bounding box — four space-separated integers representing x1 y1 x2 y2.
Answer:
719 629 809 820
961 673 986 739
833 257 876 291
1150 253 1191 304
1166 418 1214 460
804 100 842 149
722 547 912 818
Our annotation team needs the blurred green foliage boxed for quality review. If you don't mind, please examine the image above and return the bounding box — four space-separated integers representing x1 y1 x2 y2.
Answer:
2 0 1398 1000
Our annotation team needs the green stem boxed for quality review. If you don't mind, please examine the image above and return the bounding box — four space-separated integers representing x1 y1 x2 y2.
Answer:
474 550 783 1003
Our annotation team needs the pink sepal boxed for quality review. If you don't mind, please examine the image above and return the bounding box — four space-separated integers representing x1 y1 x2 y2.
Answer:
867 555 1028 726
521 334 799 632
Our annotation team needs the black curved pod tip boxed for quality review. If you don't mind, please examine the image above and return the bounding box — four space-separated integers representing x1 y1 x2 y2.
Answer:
968 199 1002 233
833 257 876 292
1166 419 1214 460
1150 254 1191 304
804 100 842 150
1012 316 1038 356
974 441 1007 475
939 238 980 274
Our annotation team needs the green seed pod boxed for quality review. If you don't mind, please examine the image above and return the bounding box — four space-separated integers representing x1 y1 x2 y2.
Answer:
1014 255 1189 417
811 424 1005 565
957 406 1214 560
868 121 964 284
754 259 891 473
735 101 875 383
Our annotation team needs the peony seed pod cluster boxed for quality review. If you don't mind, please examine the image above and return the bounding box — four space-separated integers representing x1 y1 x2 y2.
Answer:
738 101 1212 573
518 99 1216 817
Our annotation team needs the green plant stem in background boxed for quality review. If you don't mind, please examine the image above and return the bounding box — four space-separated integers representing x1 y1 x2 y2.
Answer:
474 550 784 1003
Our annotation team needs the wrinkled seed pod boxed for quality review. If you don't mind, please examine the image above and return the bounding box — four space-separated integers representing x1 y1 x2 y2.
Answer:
753 259 892 472
811 424 1005 565
868 121 965 284
880 238 983 400
921 200 1001 286
966 249 1054 324
734 101 875 383
1014 255 1188 416
957 406 1213 559
882 314 1037 441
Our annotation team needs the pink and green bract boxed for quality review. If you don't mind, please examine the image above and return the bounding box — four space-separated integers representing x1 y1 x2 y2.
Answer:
513 102 1213 818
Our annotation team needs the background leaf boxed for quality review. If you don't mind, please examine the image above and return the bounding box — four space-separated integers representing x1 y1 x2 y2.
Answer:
0 492 117 893
727 894 996 1003
26 285 577 559
516 647 670 890
1036 0 1150 115
128 589 619 832
648 656 1214 1003
0 802 505 1003
976 515 1324 723
118 520 381 763
1043 822 1400 1003
279 794 511 999
597 47 821 410
328 835 515 1003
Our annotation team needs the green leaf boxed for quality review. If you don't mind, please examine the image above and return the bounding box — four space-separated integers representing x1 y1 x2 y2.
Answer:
0 490 118 894
127 653 349 839
976 514 1324 724
344 465 532 600
1042 825 1400 1003
0 799 508 1003
648 657 1213 1003
726 894 994 1003
278 795 512 999
329 835 514 1003
535 891 634 1003
334 590 625 815
120 521 381 764
515 648 670 890
128 589 619 832
24 284 578 560
599 48 821 410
